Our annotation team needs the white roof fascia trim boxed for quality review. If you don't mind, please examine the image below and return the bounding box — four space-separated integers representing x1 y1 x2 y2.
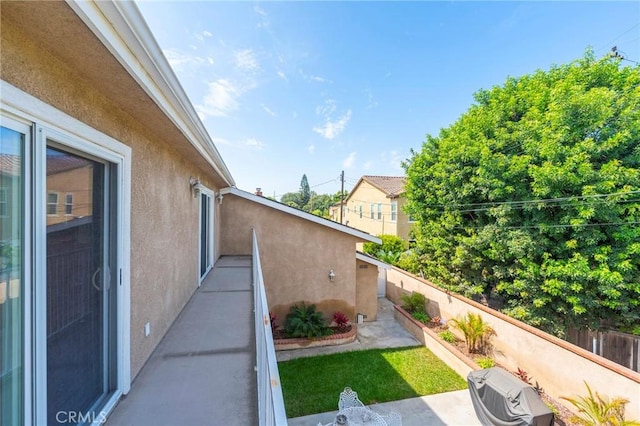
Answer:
65 0 235 187
220 187 381 244
356 252 391 269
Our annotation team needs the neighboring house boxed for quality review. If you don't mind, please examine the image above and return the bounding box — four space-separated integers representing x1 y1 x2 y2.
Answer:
0 1 380 424
328 201 345 223
343 175 414 242
219 188 380 324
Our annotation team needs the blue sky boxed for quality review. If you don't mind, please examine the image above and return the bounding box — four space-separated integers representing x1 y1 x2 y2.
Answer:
136 1 639 200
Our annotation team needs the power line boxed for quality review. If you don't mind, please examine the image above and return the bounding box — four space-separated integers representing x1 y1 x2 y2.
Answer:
596 23 640 54
453 221 640 231
422 190 640 209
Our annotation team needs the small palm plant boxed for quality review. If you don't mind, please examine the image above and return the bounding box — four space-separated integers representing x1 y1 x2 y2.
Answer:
561 382 640 426
284 303 331 338
449 312 495 354
401 292 427 314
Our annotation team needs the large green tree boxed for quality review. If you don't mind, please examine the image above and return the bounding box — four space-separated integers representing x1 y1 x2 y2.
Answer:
404 52 640 335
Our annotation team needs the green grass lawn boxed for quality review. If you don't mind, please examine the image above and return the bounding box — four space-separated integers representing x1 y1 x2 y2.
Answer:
278 346 467 418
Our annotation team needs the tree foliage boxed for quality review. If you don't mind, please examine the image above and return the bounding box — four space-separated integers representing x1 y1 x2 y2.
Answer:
404 52 640 335
279 178 347 219
299 174 311 207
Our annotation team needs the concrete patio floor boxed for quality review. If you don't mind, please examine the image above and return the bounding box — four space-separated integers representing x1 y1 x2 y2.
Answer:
106 256 258 426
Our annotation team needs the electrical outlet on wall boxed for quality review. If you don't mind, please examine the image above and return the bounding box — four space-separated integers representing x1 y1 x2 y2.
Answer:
144 322 150 337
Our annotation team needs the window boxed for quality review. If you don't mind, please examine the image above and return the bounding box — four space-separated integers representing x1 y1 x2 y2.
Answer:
0 124 25 425
0 188 7 217
64 193 73 215
47 192 58 215
377 203 382 220
370 203 375 219
391 201 397 221
359 205 363 219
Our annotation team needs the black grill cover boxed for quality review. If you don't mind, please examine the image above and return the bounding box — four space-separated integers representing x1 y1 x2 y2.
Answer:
467 367 554 426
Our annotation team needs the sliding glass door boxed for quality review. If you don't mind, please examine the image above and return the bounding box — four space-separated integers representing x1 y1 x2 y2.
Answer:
45 145 117 425
200 192 213 279
0 124 26 426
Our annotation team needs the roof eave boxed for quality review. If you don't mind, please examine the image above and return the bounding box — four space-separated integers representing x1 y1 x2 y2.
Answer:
220 187 381 244
356 251 391 269
66 0 235 187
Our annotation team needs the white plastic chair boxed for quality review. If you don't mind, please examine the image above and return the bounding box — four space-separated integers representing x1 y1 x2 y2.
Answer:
338 387 365 410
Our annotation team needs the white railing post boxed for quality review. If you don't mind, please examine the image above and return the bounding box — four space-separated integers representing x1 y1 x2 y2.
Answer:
252 229 288 426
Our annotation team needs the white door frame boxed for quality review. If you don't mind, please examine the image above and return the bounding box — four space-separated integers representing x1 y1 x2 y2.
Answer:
198 186 215 283
1 81 132 424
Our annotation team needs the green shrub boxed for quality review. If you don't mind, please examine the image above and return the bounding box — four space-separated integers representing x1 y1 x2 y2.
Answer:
449 312 495 354
412 311 430 324
395 249 421 273
284 303 331 338
438 330 457 343
363 234 407 256
477 357 495 369
401 292 426 314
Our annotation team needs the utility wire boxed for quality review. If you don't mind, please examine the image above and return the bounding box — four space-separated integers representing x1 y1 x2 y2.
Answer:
422 190 640 209
453 221 640 231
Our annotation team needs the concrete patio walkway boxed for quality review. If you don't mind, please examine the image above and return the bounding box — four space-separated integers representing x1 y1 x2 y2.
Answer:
106 256 258 426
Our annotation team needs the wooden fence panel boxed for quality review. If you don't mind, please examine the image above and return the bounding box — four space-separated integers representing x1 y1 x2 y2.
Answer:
568 328 640 373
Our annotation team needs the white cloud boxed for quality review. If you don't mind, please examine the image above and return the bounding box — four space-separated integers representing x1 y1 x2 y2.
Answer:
211 136 265 151
235 49 260 72
277 71 288 81
300 69 332 84
261 104 277 117
308 144 315 154
245 138 265 150
364 88 378 109
163 48 209 71
195 30 213 41
381 150 405 171
343 152 357 169
315 99 337 117
313 110 352 140
254 5 270 29
196 79 240 118
363 160 374 170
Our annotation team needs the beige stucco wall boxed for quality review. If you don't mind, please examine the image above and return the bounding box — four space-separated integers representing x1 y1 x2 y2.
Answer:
386 267 640 419
220 194 378 325
1 7 224 378
343 181 413 241
355 259 378 321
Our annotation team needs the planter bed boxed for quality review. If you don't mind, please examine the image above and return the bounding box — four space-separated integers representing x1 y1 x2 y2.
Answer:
394 304 576 425
274 325 357 351
393 304 479 379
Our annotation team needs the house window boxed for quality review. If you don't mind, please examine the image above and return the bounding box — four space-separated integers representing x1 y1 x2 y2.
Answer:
370 204 374 219
65 193 74 215
377 203 382 220
391 201 397 221
359 205 362 219
0 188 7 217
47 192 58 215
